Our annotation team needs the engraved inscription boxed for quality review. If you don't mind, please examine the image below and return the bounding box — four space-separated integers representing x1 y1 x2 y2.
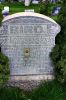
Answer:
0 16 60 75
9 24 47 35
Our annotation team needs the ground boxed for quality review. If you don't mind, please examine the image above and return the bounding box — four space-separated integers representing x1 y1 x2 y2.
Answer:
0 80 66 100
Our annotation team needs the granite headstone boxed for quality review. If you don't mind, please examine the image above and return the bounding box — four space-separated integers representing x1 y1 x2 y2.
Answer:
0 12 60 84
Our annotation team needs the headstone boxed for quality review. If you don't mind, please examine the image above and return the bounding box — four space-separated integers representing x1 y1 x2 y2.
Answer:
2 6 9 17
50 0 57 3
52 6 61 16
32 0 39 4
4 6 9 12
0 0 4 3
0 12 60 90
25 0 31 6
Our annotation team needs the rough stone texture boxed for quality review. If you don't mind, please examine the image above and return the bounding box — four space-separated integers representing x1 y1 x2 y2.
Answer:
7 80 42 91
0 12 60 90
7 75 54 91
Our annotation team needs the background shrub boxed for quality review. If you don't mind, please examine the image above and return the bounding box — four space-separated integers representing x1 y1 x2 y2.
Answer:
0 52 10 86
50 0 66 82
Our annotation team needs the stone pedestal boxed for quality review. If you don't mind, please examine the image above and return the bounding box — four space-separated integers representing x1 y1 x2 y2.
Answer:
7 75 54 91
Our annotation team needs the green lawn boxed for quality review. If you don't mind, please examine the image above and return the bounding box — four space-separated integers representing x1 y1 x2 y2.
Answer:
0 80 66 100
0 2 40 14
0 2 58 21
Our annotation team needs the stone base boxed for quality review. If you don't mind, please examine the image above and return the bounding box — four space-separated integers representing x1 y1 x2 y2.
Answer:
7 75 54 91
10 74 54 81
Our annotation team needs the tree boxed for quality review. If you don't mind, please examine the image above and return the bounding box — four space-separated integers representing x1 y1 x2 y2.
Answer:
40 0 51 16
50 0 66 82
0 53 10 86
56 0 66 44
0 9 10 86
0 9 3 26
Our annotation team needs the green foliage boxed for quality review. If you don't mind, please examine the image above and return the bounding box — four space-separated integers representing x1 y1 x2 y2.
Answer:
0 8 9 86
0 52 10 86
50 45 61 79
31 80 66 100
0 87 27 100
61 45 66 58
50 44 60 64
40 1 51 16
51 0 66 82
40 2 45 14
0 9 3 26
58 4 66 33
57 58 66 74
1 2 40 14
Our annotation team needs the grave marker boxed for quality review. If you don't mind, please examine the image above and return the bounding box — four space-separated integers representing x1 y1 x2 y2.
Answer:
0 12 61 90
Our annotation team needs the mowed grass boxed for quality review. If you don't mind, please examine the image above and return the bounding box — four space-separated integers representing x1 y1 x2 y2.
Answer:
0 2 40 14
0 80 66 100
0 2 58 21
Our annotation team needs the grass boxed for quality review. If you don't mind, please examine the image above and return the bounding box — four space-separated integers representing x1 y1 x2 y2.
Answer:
51 15 58 21
0 2 40 14
31 80 66 100
0 2 58 21
0 80 66 100
0 87 27 100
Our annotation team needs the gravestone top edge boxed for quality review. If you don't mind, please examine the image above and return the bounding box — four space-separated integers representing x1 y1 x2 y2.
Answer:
2 12 57 24
2 12 61 34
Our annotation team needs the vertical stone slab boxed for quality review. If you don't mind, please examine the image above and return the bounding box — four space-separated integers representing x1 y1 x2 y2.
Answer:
0 12 61 82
